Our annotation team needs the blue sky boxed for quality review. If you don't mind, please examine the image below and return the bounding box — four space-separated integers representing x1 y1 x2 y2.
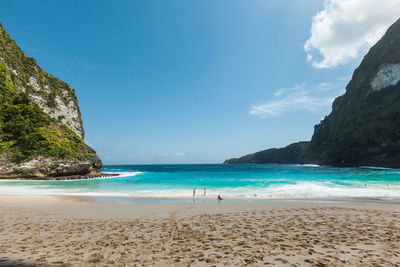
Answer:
1 0 398 164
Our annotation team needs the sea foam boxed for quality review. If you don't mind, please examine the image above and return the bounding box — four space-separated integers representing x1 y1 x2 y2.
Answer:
1 181 399 200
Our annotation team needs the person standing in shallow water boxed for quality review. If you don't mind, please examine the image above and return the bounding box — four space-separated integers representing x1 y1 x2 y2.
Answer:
204 188 206 196
193 188 196 197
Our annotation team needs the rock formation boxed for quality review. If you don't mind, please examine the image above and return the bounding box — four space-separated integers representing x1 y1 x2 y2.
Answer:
0 22 102 178
225 18 400 168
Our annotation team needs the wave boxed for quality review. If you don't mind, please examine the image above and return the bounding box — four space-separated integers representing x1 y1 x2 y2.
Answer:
58 171 145 181
360 166 397 170
101 171 144 178
256 182 400 199
0 171 144 183
1 181 400 200
296 164 320 168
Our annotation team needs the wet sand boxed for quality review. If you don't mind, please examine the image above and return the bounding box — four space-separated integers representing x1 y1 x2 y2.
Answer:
0 195 399 266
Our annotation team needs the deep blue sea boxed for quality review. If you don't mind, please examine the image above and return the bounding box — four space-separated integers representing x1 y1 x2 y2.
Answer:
1 164 400 201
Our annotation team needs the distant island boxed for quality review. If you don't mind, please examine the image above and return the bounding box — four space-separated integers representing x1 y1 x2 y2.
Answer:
225 18 400 168
0 22 103 179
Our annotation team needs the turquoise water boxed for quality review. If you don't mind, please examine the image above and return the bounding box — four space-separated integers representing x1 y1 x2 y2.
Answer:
1 164 400 200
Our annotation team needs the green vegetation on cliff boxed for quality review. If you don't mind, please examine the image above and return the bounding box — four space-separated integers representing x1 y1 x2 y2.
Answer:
307 19 400 167
0 22 97 165
0 61 89 163
0 22 81 115
224 142 309 164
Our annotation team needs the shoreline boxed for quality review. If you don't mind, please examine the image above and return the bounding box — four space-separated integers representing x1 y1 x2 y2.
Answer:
0 194 399 218
1 190 400 204
74 195 400 205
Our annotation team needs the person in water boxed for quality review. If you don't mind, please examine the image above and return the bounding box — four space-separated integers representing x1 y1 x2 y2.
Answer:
217 195 223 201
193 188 196 196
204 188 206 196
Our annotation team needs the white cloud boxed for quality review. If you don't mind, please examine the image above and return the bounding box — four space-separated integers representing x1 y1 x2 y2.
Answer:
273 83 305 97
273 88 285 98
175 152 185 157
305 0 400 68
250 82 343 118
250 92 334 117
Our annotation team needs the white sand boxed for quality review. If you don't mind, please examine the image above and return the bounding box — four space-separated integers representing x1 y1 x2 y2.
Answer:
0 195 399 266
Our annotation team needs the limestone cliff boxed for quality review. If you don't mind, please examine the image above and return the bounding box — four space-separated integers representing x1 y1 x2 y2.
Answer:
0 22 102 178
225 18 400 168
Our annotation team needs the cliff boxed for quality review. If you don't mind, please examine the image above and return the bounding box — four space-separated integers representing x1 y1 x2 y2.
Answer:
307 18 400 167
0 22 102 178
225 18 400 168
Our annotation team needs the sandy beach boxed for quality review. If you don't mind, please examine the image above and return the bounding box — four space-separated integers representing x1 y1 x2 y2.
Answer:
0 196 399 266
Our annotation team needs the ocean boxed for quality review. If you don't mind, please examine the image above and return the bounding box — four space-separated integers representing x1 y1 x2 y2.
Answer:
0 164 400 203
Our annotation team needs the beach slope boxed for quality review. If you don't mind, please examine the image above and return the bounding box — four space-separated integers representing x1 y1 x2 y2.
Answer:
0 195 399 266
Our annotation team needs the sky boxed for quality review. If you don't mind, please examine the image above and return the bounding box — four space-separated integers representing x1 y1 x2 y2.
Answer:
0 0 399 164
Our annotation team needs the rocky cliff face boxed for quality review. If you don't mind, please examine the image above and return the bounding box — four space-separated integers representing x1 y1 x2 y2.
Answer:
0 22 102 178
308 18 400 167
0 25 84 139
225 18 400 168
